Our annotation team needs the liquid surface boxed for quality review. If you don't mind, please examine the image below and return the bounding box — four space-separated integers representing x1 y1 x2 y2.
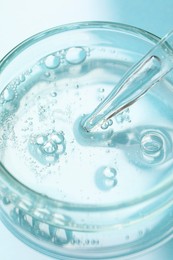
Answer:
0 46 173 205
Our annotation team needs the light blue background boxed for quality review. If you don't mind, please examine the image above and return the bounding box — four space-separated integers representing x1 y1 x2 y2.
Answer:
0 0 173 259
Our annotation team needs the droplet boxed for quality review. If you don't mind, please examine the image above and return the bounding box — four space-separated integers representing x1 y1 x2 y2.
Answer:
95 166 118 191
104 178 117 188
101 119 113 129
98 96 104 102
140 131 165 164
66 47 86 65
3 88 15 102
44 55 60 69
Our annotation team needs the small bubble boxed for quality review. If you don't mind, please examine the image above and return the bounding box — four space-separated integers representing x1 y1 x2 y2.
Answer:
44 55 60 69
50 92 57 97
36 135 46 145
104 178 117 188
116 109 130 124
3 88 15 102
29 131 66 165
101 119 113 129
141 132 163 155
95 166 118 191
140 131 164 163
66 47 86 65
108 119 113 126
42 141 57 154
27 68 32 74
45 71 51 77
103 167 117 178
50 132 64 144
98 96 104 101
101 121 109 130
99 88 105 93
19 74 26 82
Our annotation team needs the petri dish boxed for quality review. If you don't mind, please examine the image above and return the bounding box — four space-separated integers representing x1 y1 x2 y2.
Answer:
0 22 173 259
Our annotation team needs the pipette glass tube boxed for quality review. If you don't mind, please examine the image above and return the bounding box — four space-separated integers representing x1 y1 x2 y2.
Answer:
82 31 173 132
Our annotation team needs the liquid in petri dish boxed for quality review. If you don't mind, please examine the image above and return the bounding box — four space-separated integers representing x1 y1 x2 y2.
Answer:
0 45 173 207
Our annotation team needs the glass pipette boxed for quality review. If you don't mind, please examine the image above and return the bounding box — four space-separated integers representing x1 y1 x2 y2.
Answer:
82 31 173 132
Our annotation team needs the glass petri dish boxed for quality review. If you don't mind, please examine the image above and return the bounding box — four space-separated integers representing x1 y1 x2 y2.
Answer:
0 21 173 259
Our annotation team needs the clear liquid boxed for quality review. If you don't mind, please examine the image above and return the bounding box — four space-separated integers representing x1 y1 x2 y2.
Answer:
0 46 173 206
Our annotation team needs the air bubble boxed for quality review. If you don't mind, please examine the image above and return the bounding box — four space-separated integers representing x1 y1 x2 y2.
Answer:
141 132 163 155
99 88 105 93
3 88 15 102
103 167 117 178
66 47 87 65
41 141 57 154
101 119 113 130
101 121 109 130
140 131 164 164
116 109 130 124
29 131 66 165
44 55 60 69
50 92 57 97
95 166 118 191
50 132 64 144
